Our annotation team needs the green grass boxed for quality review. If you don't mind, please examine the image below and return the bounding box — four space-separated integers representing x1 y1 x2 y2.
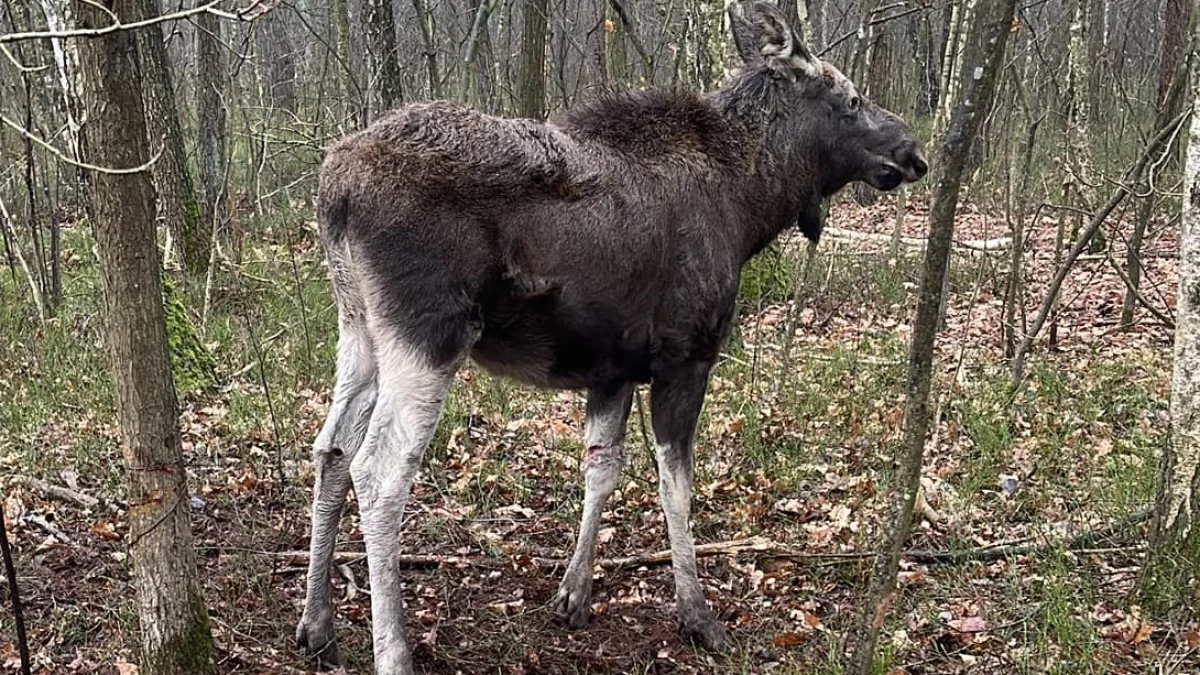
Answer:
0 206 1182 674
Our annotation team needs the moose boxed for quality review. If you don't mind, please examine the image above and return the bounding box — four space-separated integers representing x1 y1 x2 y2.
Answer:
295 2 927 672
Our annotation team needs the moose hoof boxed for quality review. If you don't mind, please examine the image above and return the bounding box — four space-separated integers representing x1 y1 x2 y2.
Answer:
296 618 343 670
554 578 593 629
680 616 729 652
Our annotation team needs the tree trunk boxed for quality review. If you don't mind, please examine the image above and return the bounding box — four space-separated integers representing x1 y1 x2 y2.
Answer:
1122 0 1193 326
195 9 226 250
779 0 817 47
517 0 549 119
132 0 206 278
74 2 216 673
364 0 403 119
1138 9 1200 613
1086 0 1106 121
1067 0 1101 251
412 0 442 99
846 1 1017 672
462 0 496 108
257 9 297 113
933 0 975 141
916 6 940 117
333 0 361 125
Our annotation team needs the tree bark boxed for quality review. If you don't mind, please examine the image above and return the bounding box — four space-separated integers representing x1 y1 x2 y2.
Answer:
462 0 496 108
411 0 442 99
195 8 226 248
364 0 403 119
517 0 549 119
846 1 1017 672
132 0 206 278
1139 12 1200 611
73 1 216 673
256 8 297 113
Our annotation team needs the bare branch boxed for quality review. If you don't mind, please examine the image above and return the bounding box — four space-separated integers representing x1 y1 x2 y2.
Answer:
0 0 268 44
1 114 164 175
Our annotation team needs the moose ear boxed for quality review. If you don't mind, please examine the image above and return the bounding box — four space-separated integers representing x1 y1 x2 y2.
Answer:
728 3 766 66
728 2 820 79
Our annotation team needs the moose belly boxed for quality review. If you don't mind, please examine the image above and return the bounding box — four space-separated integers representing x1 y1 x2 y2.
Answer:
469 307 654 391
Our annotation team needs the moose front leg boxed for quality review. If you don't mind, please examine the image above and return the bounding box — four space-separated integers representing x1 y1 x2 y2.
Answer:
556 381 634 628
650 363 729 651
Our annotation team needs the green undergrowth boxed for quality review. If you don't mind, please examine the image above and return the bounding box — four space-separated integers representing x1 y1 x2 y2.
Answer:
0 206 1183 674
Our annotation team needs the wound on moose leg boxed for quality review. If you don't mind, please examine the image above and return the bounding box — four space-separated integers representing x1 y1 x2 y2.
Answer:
587 444 622 468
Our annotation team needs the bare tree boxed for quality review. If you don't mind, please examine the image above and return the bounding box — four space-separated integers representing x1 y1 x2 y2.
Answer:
411 0 442 99
73 1 216 672
1122 0 1193 327
364 0 403 119
1139 14 1200 611
195 7 226 255
517 0 549 119
132 0 206 277
847 1 1017 672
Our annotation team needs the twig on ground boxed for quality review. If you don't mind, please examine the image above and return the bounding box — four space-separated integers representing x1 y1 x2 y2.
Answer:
9 475 100 509
904 507 1153 564
25 514 72 545
261 510 1154 572
337 564 362 601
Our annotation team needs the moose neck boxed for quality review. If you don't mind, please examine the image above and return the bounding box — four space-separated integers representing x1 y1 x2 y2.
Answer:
711 75 825 264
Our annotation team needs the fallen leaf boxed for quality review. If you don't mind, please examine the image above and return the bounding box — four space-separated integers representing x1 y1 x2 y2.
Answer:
948 616 988 633
771 632 807 648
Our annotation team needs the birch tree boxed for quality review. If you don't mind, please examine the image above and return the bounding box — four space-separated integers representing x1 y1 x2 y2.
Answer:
1139 20 1200 610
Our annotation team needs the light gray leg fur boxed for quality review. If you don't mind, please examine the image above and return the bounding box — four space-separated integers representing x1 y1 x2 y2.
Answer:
651 367 729 651
555 382 634 628
655 441 727 649
297 319 378 668
351 337 456 675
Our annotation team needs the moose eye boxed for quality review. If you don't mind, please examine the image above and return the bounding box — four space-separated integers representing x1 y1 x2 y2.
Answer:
848 96 861 112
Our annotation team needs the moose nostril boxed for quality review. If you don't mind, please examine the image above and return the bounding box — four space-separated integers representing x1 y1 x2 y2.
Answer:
911 152 929 178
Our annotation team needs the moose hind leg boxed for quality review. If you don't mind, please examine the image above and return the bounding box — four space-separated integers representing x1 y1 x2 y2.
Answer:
297 318 377 668
556 382 634 628
351 335 459 675
650 365 729 651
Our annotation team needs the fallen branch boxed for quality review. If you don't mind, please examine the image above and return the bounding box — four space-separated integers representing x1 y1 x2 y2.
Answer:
261 511 1153 571
251 537 780 570
822 227 1011 253
9 475 99 509
904 506 1153 564
24 514 72 546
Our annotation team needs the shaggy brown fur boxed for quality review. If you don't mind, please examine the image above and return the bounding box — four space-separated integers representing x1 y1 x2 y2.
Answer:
298 3 928 672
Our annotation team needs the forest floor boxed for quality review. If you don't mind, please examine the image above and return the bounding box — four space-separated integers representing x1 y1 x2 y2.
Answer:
1 191 1197 674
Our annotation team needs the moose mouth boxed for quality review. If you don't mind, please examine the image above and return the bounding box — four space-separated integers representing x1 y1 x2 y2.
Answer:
868 164 905 191
868 155 928 192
